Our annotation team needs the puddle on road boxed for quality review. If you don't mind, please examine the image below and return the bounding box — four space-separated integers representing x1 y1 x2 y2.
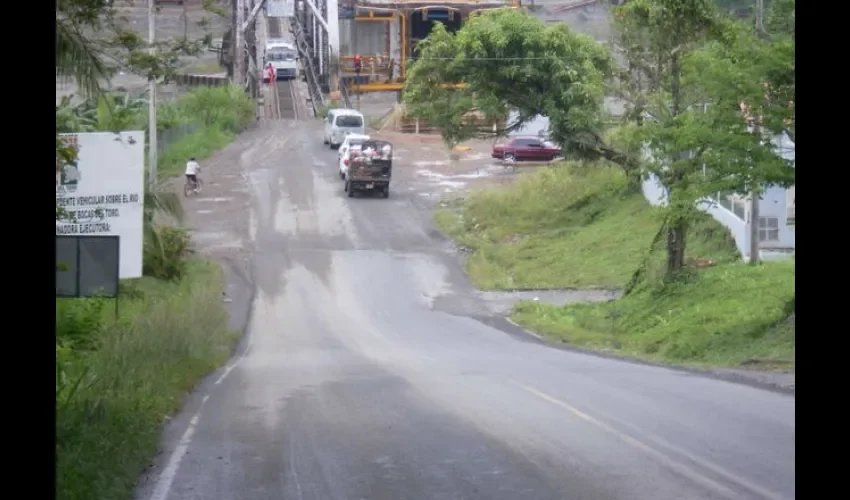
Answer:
476 289 622 316
413 166 513 193
191 231 243 250
430 289 621 318
460 152 490 162
195 197 234 203
413 160 449 168
416 165 508 181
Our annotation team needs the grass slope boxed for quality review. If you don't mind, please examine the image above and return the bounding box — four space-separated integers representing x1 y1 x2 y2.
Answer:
56 261 240 500
434 163 740 290
435 162 794 370
513 261 795 369
157 85 255 180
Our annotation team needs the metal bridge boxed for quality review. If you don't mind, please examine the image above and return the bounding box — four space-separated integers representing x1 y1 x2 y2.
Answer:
289 0 519 97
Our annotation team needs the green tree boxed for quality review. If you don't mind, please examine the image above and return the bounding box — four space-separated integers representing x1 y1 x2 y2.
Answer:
613 0 724 277
684 19 794 197
402 9 633 169
766 0 794 38
56 0 112 98
57 94 148 133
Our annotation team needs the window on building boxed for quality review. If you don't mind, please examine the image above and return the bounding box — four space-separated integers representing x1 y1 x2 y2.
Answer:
758 217 780 242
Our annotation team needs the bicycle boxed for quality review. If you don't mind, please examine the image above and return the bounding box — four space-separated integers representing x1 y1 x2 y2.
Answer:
183 176 204 197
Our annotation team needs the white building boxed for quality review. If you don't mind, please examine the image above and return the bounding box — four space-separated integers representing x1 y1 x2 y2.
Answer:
642 131 795 261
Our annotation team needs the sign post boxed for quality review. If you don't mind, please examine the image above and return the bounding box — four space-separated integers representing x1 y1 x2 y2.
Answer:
56 131 146 279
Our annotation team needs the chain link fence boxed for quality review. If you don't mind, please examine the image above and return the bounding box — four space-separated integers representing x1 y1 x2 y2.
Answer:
157 122 199 154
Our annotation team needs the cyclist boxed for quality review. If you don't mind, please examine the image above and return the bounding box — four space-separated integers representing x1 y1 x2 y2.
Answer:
185 157 201 191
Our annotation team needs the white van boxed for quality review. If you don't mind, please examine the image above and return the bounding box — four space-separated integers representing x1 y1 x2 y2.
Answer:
264 46 297 80
266 39 293 52
324 109 366 149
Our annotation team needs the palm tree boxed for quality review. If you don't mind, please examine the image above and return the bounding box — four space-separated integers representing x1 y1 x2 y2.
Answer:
56 0 111 99
94 94 148 131
56 95 97 133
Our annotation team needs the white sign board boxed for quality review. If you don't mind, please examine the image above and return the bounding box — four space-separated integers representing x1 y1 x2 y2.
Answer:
56 131 145 279
267 0 294 18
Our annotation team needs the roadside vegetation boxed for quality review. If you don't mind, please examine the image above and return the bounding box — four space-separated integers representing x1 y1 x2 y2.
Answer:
56 262 239 500
512 260 795 369
56 2 248 499
436 161 794 370
155 85 255 178
435 163 740 290
416 0 795 371
55 85 250 500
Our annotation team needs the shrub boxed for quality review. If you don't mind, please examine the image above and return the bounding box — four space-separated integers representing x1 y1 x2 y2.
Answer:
56 261 238 500
143 225 192 281
176 85 255 132
157 126 234 179
513 260 795 368
56 298 108 351
435 162 739 289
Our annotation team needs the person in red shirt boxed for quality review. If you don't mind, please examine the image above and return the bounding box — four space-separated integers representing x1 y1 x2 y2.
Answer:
265 63 275 84
353 53 362 75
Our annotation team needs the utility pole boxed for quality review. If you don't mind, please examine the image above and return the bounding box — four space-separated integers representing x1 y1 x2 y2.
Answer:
748 150 760 265
234 0 246 87
748 0 765 265
754 0 765 36
327 0 340 92
148 0 158 189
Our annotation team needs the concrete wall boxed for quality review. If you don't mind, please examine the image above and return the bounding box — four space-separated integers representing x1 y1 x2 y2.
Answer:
389 18 401 75
642 177 794 259
641 173 667 207
340 19 388 56
534 0 615 43
699 197 750 257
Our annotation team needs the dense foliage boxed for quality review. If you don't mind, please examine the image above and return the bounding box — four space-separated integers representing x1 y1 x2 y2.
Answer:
404 0 794 278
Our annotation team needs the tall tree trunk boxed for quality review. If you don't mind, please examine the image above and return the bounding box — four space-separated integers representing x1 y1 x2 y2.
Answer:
664 51 687 278
665 219 687 279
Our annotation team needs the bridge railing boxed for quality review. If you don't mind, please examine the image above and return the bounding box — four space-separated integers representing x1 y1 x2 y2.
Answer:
292 17 326 116
338 78 354 109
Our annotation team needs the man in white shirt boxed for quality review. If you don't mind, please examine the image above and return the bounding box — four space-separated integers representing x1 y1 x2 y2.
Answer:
185 157 201 188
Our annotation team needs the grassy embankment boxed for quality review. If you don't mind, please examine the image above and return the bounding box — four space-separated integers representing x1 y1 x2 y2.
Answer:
435 162 795 370
56 85 254 500
156 84 255 180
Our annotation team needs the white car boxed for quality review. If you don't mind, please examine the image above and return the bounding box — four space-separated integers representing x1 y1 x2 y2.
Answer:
323 109 366 148
338 144 364 180
337 133 370 162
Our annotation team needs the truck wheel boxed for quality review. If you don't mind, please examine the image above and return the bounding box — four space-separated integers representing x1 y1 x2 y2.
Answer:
383 187 390 198
347 184 355 197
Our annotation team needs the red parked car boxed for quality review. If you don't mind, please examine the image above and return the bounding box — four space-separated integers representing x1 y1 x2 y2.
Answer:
492 137 562 162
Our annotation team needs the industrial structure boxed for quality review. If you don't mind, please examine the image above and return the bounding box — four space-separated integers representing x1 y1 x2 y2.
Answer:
292 0 521 95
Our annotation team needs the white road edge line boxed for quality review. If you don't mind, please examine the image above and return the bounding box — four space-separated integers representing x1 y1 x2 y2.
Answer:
512 380 786 500
149 341 253 500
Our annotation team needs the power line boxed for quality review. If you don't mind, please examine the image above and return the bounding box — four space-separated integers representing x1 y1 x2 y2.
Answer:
407 56 589 61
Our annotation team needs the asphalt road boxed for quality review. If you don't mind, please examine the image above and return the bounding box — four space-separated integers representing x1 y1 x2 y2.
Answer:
135 114 795 500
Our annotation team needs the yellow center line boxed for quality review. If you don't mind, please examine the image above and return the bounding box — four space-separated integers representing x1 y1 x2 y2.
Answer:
511 380 786 500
